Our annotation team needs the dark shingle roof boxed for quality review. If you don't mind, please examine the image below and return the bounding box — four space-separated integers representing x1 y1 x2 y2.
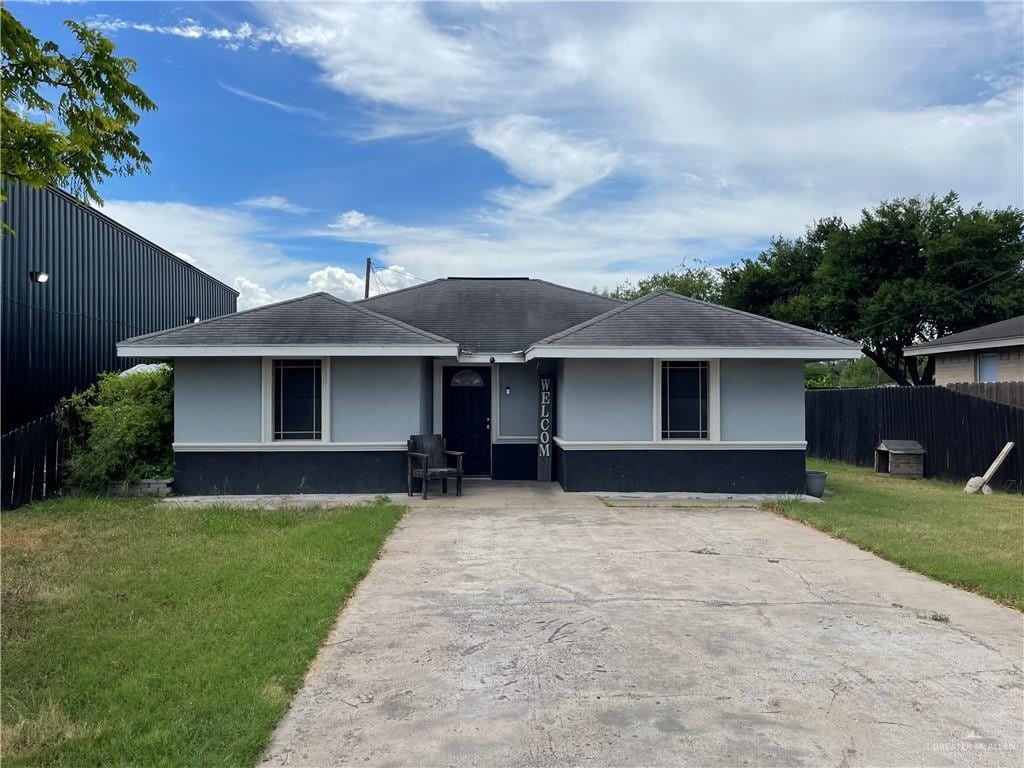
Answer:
533 290 861 349
119 292 454 347
358 278 621 353
904 315 1024 355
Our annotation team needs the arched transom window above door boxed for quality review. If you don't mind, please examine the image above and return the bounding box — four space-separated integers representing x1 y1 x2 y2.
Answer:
450 369 485 387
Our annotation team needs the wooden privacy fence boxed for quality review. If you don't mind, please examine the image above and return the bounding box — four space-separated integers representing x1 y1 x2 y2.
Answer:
806 386 1024 490
1 413 63 510
946 381 1024 408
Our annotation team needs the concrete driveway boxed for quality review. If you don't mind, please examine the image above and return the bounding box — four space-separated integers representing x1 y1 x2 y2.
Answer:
263 488 1022 767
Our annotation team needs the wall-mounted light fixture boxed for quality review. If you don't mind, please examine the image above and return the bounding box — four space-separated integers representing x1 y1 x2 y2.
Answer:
187 315 201 324
505 386 511 395
29 270 49 284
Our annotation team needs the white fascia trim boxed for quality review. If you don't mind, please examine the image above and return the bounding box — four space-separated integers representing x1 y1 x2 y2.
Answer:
526 346 860 360
552 437 807 451
904 338 1023 357
173 442 406 452
459 352 525 363
118 343 459 358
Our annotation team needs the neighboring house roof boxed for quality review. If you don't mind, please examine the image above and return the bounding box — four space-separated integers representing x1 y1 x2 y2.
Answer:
117 292 458 357
904 316 1024 357
526 290 861 359
357 277 621 353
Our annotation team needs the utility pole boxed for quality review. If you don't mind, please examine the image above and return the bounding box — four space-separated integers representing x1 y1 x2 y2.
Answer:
363 257 372 299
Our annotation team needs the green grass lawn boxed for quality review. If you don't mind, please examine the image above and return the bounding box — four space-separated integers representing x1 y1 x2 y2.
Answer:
770 460 1024 610
1 495 404 767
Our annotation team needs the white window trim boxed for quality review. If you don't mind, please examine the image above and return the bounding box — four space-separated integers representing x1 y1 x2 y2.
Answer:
262 356 331 444
652 358 720 442
432 359 499 444
975 352 1000 383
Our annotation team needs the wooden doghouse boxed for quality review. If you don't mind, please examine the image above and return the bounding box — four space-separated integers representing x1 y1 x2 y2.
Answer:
874 440 925 479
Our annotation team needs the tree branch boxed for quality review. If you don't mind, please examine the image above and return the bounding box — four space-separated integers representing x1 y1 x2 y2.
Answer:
862 346 910 386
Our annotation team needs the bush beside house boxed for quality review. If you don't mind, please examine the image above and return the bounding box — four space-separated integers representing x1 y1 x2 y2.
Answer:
60 367 173 491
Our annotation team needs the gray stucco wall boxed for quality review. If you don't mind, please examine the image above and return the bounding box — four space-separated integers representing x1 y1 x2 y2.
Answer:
174 357 262 443
332 357 428 442
719 359 805 441
554 357 805 442
557 359 654 441
498 363 538 437
175 356 432 445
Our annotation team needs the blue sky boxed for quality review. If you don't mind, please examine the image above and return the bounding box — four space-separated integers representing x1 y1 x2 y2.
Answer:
12 1 1024 307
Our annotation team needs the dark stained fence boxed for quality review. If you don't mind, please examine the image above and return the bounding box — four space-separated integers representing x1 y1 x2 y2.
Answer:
1 413 63 510
2 181 238 432
806 387 1024 490
946 381 1024 409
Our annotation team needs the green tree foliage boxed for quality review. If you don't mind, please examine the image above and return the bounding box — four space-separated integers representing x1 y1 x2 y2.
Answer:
837 356 893 388
1 7 155 204
721 194 1024 385
804 362 837 389
60 367 173 490
602 259 723 302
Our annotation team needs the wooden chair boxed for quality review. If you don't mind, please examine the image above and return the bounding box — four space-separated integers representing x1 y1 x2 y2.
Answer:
407 435 464 499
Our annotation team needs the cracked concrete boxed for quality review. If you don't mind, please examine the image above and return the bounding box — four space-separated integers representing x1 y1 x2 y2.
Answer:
262 497 1022 767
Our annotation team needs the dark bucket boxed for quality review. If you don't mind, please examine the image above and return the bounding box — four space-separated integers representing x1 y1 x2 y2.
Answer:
806 470 828 498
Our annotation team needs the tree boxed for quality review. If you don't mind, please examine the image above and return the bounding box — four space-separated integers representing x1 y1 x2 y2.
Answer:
1 7 155 206
602 259 723 302
721 194 1024 386
837 356 893 389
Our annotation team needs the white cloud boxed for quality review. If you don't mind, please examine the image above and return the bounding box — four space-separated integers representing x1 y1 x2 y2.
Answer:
92 3 1023 291
469 115 618 211
237 195 312 215
307 263 418 300
95 199 321 308
217 82 326 121
232 277 275 310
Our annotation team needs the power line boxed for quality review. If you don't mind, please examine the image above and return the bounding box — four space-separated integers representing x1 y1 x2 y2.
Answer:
371 261 430 284
849 266 1021 339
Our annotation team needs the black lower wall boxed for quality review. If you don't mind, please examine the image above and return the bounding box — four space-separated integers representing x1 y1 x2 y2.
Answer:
174 451 407 495
492 443 537 480
555 447 807 493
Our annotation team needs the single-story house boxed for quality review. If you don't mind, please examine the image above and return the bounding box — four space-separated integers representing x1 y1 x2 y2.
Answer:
904 316 1024 385
117 278 860 495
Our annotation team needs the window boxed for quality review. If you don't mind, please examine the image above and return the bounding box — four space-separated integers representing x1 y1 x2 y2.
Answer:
450 369 484 387
977 353 999 383
660 361 709 439
273 359 322 440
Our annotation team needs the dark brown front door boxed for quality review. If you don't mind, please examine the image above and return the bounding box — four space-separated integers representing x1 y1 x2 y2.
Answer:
442 367 491 476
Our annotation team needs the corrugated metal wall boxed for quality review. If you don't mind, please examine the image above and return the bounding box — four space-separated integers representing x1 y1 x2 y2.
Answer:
2 180 238 432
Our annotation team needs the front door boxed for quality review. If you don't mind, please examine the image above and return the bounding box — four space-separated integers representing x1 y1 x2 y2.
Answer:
442 366 492 476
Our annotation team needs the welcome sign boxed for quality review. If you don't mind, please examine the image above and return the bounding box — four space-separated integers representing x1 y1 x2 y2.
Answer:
537 375 553 480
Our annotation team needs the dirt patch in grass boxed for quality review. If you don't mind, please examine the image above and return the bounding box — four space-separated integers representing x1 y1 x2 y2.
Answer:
1 701 95 757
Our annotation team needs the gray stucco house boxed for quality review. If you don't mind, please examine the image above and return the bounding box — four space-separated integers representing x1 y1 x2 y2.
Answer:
117 277 860 494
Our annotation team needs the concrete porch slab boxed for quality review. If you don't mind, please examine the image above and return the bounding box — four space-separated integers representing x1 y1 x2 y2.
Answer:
160 479 607 510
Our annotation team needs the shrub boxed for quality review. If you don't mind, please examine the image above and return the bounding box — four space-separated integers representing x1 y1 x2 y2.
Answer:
60 367 173 490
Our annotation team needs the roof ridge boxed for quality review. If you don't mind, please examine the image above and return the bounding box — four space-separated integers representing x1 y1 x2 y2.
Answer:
320 292 455 344
533 291 663 345
530 278 626 304
654 290 860 347
532 289 860 348
354 277 446 304
119 291 326 345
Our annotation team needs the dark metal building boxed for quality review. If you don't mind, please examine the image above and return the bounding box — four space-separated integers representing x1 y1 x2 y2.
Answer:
2 180 238 432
